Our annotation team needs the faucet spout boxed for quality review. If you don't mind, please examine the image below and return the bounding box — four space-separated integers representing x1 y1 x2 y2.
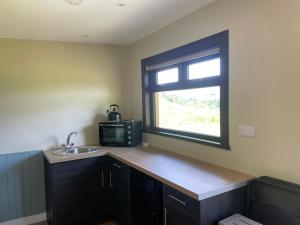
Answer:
63 131 78 150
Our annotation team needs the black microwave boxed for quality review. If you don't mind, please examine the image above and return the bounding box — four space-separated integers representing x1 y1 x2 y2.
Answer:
99 120 142 147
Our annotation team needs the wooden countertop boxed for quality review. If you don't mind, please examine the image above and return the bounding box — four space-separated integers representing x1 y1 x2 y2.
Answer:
44 146 254 201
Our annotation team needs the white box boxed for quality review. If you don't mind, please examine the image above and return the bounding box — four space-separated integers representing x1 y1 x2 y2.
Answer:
219 214 262 225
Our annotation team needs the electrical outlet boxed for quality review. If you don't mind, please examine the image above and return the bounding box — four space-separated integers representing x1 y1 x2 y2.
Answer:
238 125 256 138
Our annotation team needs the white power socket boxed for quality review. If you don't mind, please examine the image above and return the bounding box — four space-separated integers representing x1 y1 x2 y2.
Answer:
238 125 256 138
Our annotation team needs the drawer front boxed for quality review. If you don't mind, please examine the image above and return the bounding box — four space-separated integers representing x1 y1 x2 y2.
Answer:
53 168 102 183
164 201 199 225
109 157 129 176
163 185 200 220
51 156 104 175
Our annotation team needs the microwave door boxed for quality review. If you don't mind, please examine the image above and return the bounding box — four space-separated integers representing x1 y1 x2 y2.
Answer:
102 125 125 145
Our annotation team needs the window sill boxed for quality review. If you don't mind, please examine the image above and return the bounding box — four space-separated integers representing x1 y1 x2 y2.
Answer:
144 129 230 150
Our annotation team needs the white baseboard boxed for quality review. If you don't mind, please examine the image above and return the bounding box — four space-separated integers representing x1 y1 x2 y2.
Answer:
0 213 46 225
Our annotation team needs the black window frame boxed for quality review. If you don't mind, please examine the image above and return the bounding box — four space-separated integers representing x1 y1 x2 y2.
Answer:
141 30 230 150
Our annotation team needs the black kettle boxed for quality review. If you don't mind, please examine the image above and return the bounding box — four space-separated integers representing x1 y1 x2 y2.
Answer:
106 104 121 122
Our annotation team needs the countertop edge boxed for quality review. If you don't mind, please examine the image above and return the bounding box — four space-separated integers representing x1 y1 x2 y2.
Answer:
43 148 108 164
197 179 253 200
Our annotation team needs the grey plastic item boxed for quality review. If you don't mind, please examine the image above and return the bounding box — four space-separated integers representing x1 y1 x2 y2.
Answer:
219 214 262 225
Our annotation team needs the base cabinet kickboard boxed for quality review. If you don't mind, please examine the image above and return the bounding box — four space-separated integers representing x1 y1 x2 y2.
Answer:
44 155 247 225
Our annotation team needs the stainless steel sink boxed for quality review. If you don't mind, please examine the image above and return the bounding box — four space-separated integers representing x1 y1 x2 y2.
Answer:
52 146 99 156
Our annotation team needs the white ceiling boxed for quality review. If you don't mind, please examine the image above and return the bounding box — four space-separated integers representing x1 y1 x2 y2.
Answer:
0 0 215 45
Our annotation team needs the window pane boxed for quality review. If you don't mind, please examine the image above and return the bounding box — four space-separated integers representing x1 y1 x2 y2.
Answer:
188 58 220 80
157 68 179 85
155 87 220 137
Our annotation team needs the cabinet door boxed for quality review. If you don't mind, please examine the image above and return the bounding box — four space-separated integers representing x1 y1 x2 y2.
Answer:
51 157 108 225
131 169 162 225
109 159 131 225
164 202 199 225
86 157 108 224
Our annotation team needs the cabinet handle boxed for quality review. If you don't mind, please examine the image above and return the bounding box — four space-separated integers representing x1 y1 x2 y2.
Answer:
113 163 121 169
101 171 104 188
168 195 187 206
109 171 112 188
164 208 169 225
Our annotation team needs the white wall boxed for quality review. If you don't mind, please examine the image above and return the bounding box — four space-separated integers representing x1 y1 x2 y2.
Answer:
125 0 300 184
0 39 129 153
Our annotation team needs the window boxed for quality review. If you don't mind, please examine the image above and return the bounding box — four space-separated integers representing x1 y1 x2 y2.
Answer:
141 31 229 150
157 67 179 85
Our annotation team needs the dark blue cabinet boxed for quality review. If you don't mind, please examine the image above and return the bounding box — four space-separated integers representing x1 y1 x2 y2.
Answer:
45 155 248 225
131 169 162 225
44 156 109 225
164 201 199 225
163 184 247 225
108 158 131 225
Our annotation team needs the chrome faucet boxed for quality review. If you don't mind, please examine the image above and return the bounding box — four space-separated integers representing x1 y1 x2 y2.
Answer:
62 131 78 151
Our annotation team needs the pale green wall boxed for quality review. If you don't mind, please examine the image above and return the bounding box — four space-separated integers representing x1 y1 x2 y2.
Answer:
125 0 300 184
1 0 300 186
0 39 129 153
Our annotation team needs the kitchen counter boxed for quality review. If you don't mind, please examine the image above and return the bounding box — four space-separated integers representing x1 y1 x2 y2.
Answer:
44 146 254 201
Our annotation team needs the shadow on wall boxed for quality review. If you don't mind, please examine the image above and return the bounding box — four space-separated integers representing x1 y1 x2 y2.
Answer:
44 136 60 151
0 151 45 223
83 113 107 146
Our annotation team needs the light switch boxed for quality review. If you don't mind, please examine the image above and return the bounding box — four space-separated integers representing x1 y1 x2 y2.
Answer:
238 125 256 138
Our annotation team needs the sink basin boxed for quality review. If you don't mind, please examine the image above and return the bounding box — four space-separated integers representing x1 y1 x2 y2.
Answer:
52 146 99 156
